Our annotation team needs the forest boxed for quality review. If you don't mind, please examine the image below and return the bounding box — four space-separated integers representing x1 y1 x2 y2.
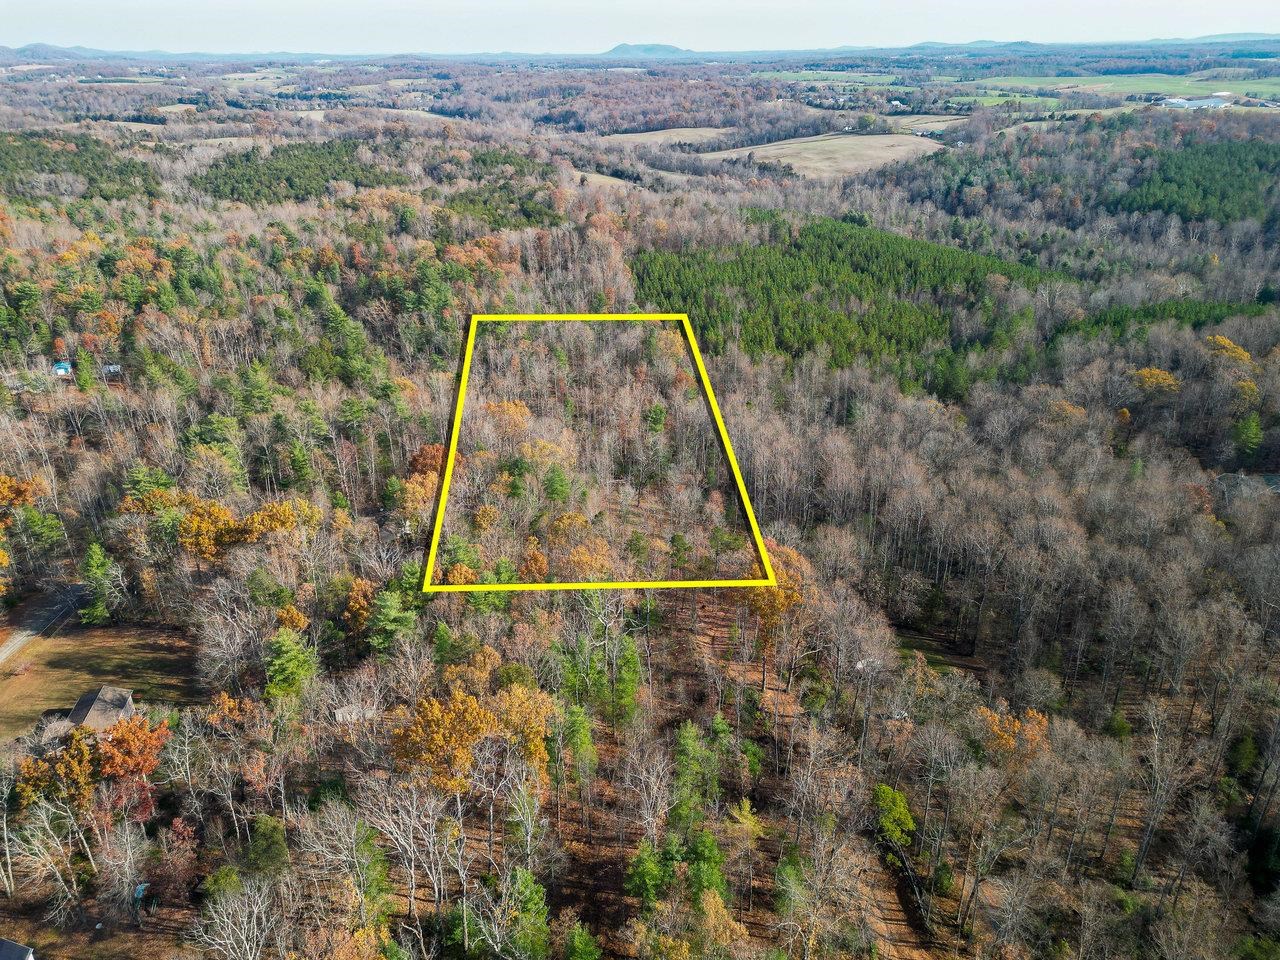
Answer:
0 32 1278 960
429 319 759 589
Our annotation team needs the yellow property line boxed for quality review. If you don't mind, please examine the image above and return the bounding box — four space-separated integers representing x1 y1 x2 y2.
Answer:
422 313 775 594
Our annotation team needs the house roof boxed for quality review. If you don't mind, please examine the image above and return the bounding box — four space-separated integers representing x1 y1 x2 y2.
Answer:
0 938 34 960
68 685 134 732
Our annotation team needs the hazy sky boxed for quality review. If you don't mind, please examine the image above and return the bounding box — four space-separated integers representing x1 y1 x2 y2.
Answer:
4 0 1279 55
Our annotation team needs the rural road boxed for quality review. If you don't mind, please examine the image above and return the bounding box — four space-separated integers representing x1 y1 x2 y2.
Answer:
0 585 87 668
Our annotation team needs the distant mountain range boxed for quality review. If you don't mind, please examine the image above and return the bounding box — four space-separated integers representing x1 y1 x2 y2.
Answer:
3 34 1280 65
602 43 692 58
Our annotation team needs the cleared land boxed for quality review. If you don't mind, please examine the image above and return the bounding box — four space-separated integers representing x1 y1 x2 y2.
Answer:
574 169 635 189
0 911 198 960
0 619 199 739
601 126 728 145
971 73 1280 99
891 113 966 132
704 132 944 177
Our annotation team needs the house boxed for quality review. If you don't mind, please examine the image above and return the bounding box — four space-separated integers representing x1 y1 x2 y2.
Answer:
68 685 135 733
0 938 35 960
51 360 73 378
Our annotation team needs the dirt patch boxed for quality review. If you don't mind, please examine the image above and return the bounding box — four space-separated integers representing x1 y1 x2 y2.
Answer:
704 133 944 178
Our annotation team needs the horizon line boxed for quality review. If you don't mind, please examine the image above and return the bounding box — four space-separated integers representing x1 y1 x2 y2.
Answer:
5 32 1280 62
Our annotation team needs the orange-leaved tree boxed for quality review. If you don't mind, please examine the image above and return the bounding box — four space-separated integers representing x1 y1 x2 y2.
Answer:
0 473 48 594
392 688 498 799
976 703 1049 781
95 715 171 781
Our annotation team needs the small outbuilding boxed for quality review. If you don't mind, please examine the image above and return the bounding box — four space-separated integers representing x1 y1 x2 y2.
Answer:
68 685 135 733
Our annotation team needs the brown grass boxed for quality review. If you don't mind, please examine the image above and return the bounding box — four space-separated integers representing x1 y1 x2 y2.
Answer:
890 114 966 133
0 904 199 960
601 126 729 145
0 623 199 739
705 133 944 178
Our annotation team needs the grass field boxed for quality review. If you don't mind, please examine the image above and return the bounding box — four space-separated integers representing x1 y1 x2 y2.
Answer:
0 622 199 739
704 132 943 178
970 73 1280 99
77 76 165 85
602 126 730 145
574 169 634 189
948 93 1062 108
219 68 293 87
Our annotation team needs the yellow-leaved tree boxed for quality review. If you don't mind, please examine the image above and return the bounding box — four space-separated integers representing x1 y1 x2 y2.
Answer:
745 541 810 692
392 688 498 797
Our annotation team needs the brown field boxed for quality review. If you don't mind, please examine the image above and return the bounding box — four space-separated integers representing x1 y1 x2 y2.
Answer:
890 113 966 132
379 107 452 124
0 623 199 740
573 169 634 189
349 77 427 93
704 132 944 178
219 69 291 85
601 125 729 145
156 102 197 114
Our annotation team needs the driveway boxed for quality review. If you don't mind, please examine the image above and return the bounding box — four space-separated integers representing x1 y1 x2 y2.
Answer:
0 585 87 668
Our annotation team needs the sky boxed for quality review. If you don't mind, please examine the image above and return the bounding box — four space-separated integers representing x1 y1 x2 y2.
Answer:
3 0 1280 55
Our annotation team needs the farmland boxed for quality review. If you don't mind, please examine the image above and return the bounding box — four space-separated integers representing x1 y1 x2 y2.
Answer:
969 72 1280 99
703 131 944 176
601 125 730 145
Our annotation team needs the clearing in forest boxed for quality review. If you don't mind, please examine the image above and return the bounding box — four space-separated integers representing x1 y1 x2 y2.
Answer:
600 126 729 145
422 314 774 593
0 617 198 740
703 132 944 177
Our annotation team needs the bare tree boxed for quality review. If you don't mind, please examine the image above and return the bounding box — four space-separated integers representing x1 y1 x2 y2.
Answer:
0 749 17 897
1132 700 1192 883
357 775 448 922
188 876 283 960
13 797 86 927
621 741 673 845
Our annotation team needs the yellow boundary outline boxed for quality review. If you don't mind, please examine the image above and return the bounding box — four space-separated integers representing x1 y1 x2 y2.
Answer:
421 313 776 593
